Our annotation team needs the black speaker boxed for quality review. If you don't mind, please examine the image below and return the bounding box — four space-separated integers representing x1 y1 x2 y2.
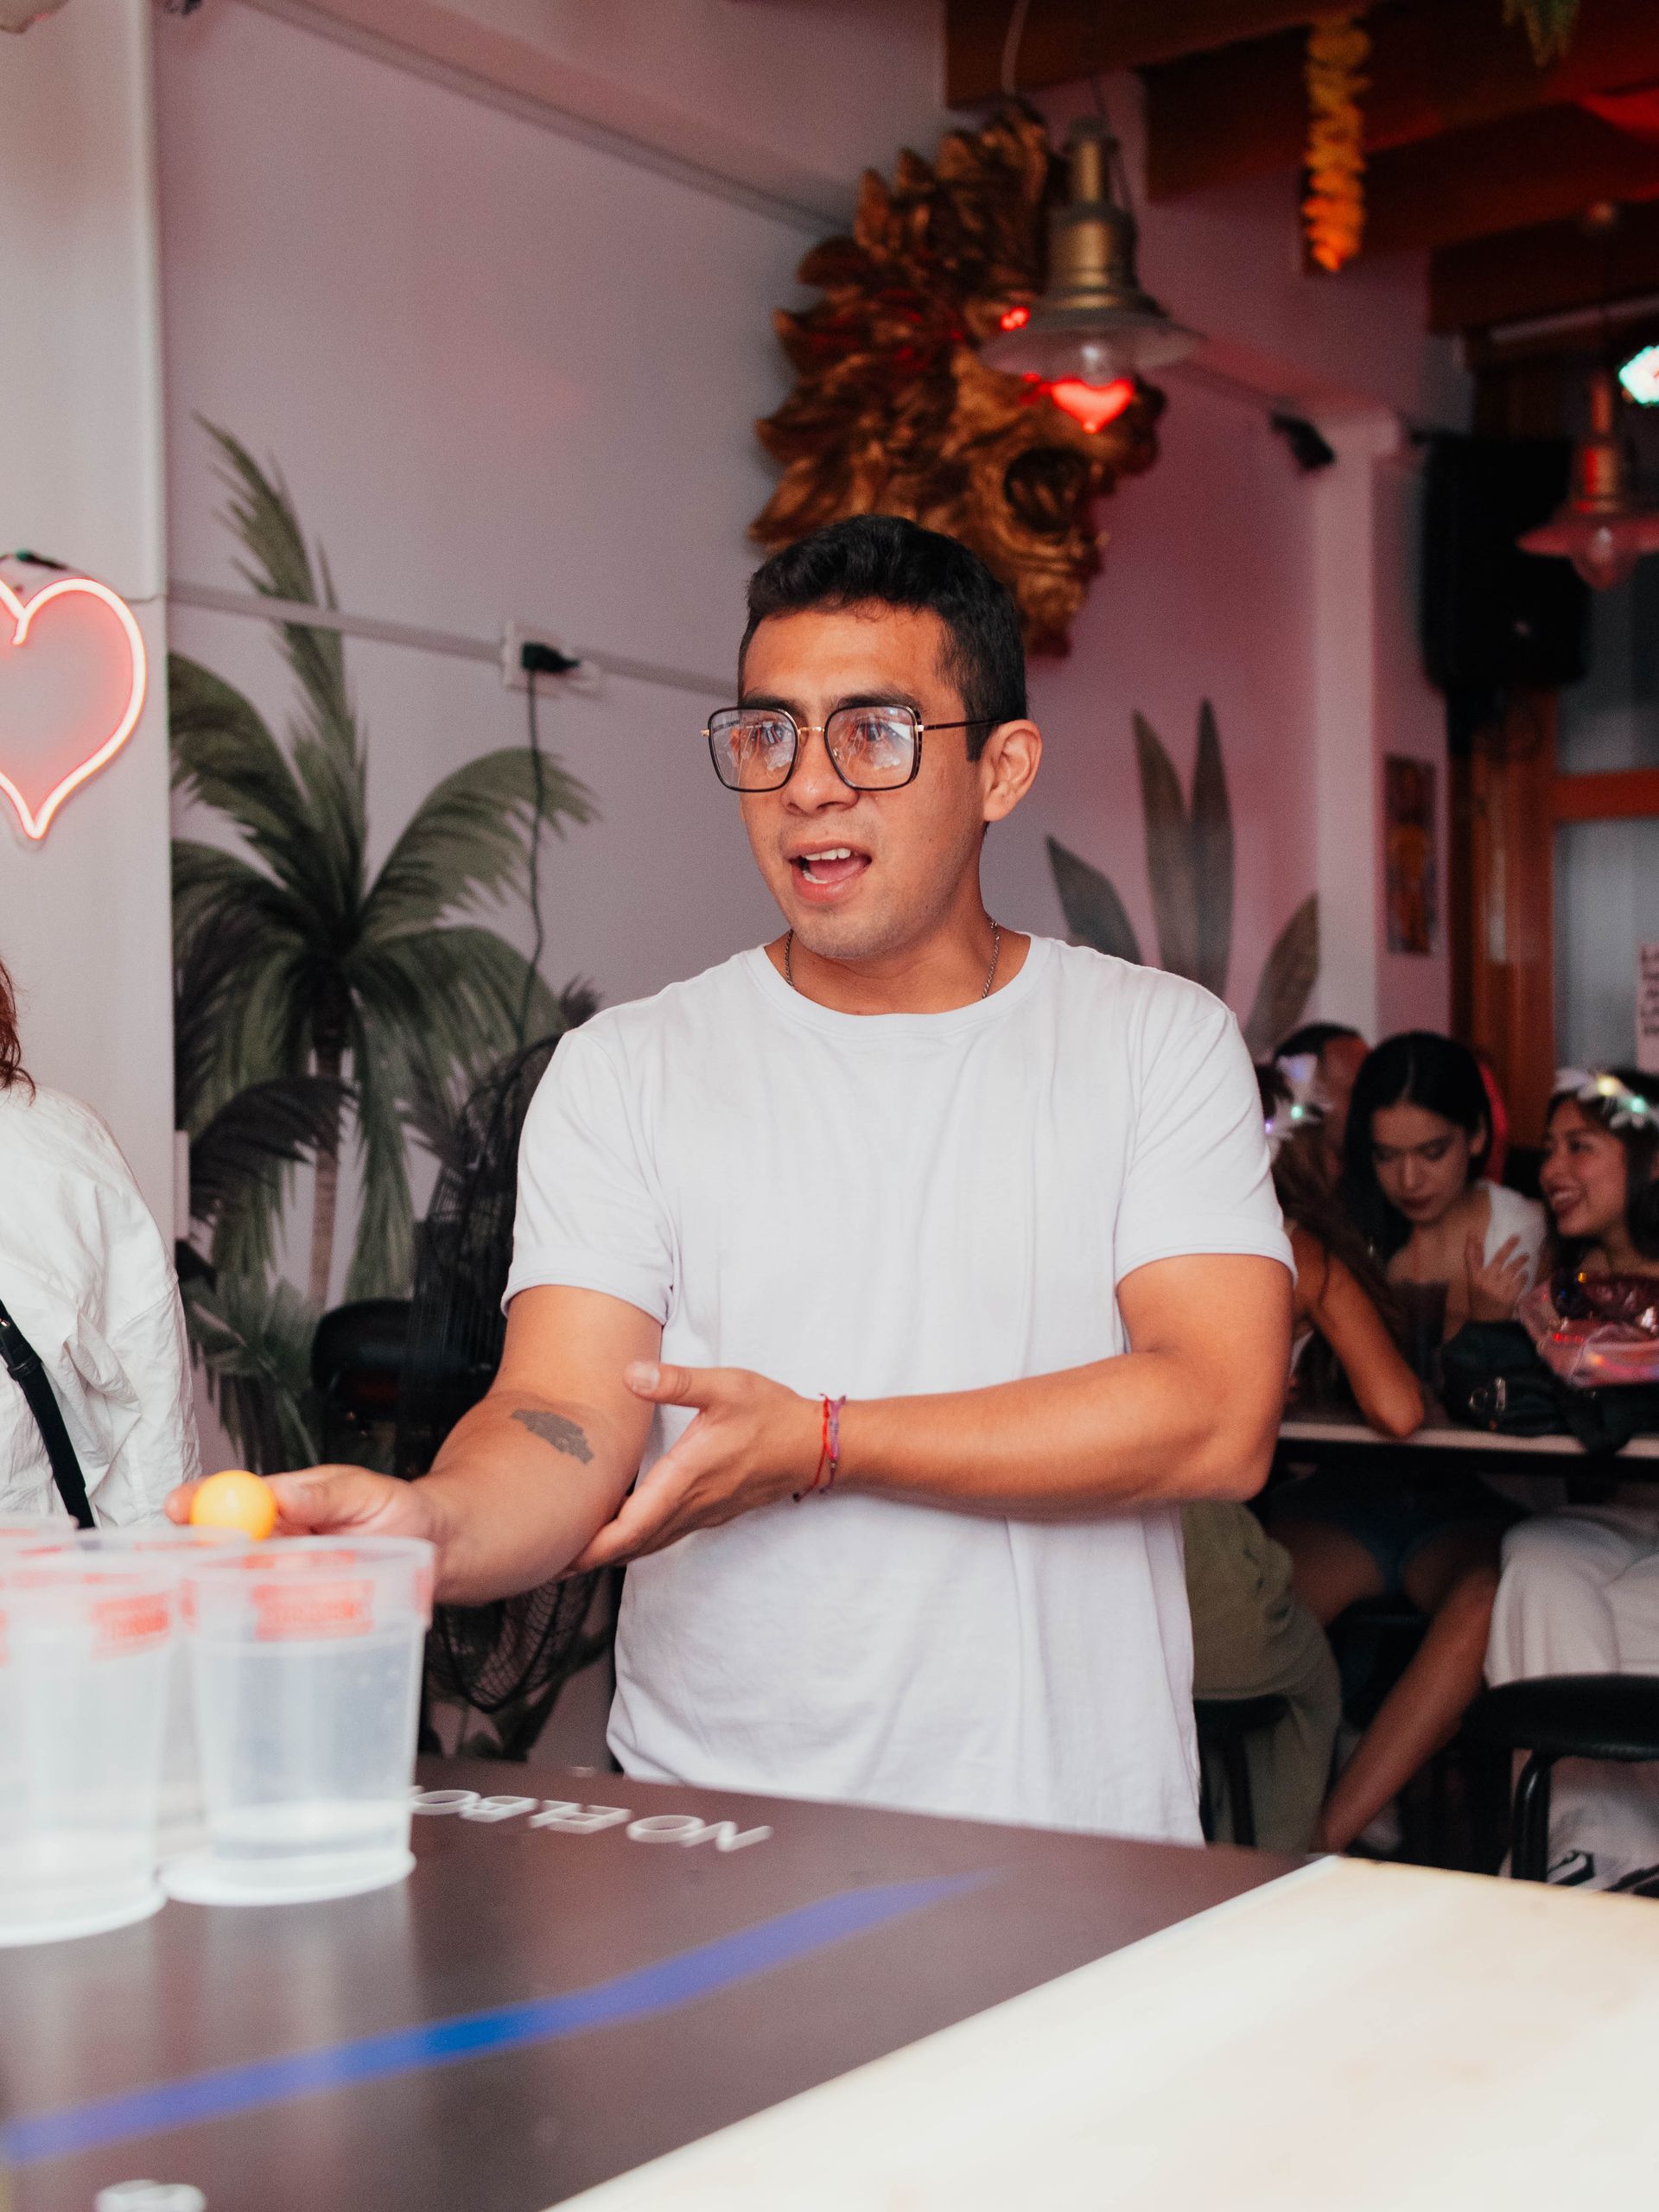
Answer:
1421 435 1589 733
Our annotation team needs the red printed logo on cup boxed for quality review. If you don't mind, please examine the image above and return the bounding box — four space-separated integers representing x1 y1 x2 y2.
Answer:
92 1592 171 1657
252 1578 373 1641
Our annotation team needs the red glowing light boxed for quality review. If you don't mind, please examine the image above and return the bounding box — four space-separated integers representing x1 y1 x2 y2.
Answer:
1046 376 1135 433
998 303 1031 331
0 575 148 842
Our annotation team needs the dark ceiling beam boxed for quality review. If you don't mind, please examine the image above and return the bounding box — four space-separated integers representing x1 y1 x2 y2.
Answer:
1463 302 1659 373
944 0 1331 105
1145 0 1659 201
1432 200 1659 334
1362 105 1659 257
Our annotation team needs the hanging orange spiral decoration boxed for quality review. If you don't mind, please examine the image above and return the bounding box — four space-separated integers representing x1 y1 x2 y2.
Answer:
1303 14 1370 274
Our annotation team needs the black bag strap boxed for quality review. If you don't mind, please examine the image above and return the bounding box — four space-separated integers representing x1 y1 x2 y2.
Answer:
0 1294 94 1529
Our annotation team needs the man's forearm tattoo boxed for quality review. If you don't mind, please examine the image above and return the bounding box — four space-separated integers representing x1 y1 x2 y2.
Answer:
512 1408 594 1465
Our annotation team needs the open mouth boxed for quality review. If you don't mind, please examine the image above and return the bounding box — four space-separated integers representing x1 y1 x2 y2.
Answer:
791 845 871 894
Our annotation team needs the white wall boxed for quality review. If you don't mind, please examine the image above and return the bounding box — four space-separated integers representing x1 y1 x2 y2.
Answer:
153 0 1464 1313
985 375 1319 1022
0 0 175 1230
1371 450 1452 1039
238 0 947 226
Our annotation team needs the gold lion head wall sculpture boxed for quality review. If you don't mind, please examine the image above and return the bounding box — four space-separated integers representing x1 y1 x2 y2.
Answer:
751 108 1163 658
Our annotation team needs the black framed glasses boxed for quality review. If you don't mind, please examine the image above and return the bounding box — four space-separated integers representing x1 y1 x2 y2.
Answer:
704 704 989 792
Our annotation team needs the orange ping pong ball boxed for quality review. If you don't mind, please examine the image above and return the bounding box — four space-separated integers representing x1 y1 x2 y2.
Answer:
190 1468 278 1541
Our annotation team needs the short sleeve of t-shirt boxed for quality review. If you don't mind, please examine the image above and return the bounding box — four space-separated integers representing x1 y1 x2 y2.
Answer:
504 1025 675 1322
1112 979 1289 1287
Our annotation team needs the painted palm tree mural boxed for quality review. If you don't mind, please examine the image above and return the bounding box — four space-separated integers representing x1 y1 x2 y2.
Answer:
174 424 594 1465
1047 702 1318 1059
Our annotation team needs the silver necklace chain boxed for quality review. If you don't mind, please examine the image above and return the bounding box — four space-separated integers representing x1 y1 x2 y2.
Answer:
784 921 1002 1001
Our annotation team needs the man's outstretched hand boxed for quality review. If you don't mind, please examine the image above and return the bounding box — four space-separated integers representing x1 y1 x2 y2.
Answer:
567 1362 820 1572
166 1466 439 1544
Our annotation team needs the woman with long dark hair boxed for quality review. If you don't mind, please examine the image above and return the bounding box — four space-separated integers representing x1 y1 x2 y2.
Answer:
1185 1062 1421 1853
0 953 199 1522
1486 1067 1659 1891
1339 1031 1546 1337
1268 1033 1547 1852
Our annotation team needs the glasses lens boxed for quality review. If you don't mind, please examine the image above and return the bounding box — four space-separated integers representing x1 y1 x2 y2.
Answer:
709 710 797 790
825 707 918 789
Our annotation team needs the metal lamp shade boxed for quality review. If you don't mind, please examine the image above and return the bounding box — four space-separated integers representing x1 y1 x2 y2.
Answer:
982 118 1201 385
1519 370 1659 591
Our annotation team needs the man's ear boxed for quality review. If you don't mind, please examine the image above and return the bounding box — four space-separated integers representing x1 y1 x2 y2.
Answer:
981 718 1042 823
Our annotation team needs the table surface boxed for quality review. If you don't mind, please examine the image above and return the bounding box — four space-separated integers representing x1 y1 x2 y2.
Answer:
1278 1401 1659 1491
0 1758 1294 2212
1281 1403 1659 1459
568 1855 1659 2212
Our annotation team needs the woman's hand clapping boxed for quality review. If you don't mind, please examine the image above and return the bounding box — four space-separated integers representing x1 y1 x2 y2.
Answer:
1465 1232 1529 1323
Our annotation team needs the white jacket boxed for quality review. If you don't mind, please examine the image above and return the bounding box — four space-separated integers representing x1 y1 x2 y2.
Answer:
0 1084 199 1524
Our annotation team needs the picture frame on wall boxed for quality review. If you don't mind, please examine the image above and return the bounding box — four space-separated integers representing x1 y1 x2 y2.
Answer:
1384 754 1438 957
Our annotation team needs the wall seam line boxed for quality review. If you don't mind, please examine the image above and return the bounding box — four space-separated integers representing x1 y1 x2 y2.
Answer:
168 579 731 700
222 0 841 238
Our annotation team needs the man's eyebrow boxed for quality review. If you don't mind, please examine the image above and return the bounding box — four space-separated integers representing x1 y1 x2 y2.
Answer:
835 689 925 715
734 688 927 715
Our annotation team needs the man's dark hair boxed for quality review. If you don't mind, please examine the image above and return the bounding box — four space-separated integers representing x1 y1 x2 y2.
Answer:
741 515 1026 758
1276 1020 1363 1060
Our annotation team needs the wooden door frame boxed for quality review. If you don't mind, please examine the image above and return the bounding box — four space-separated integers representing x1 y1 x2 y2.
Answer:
1453 701 1659 1141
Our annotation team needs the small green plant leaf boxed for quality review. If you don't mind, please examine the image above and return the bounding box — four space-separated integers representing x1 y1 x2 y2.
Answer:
182 1271 321 1474
1133 713 1199 981
1046 836 1141 963
1188 700 1233 1000
1243 893 1319 1059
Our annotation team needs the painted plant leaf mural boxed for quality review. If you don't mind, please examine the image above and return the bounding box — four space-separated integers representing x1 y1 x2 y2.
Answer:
172 421 600 1467
1188 699 1234 1001
1243 894 1321 1060
1046 835 1142 964
1133 712 1199 984
1047 700 1317 1056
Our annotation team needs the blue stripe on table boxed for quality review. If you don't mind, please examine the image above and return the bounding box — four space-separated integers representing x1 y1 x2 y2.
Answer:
3 1871 991 2169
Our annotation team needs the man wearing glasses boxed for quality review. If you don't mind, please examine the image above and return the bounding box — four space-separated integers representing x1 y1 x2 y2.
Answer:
180 516 1291 1842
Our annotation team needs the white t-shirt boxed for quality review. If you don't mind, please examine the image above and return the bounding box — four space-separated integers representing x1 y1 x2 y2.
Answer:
0 1085 200 1523
506 938 1291 1840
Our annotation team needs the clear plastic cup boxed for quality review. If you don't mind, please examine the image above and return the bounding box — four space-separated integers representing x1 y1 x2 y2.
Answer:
0 1514 75 1553
0 1553 175 1945
73 1528 252 1860
165 1536 434 1905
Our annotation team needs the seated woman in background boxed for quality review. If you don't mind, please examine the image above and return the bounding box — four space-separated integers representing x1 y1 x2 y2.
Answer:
1185 1061 1422 1854
1486 1066 1659 1892
0 954 198 1523
1268 1032 1548 1852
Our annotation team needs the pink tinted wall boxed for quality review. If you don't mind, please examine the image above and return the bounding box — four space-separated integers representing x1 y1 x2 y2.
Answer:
156 0 1456 1143
984 379 1319 1035
1371 457 1452 1040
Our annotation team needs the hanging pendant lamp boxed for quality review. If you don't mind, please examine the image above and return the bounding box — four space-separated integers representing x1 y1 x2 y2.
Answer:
1519 366 1659 591
982 117 1201 429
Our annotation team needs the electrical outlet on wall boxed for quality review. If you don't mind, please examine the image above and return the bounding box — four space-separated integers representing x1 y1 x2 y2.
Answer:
501 621 582 694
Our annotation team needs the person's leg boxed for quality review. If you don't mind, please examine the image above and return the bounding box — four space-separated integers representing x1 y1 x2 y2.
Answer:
1234 1599 1343 1855
1273 1517 1387 1629
1316 1522 1501 1854
1486 1513 1628 1685
1185 1504 1341 1853
1488 1511 1659 1885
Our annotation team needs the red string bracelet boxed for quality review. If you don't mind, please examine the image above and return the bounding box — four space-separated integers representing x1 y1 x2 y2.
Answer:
821 1395 846 1493
794 1395 847 1502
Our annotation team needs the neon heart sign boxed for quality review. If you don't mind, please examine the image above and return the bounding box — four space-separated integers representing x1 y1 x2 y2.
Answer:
0 574 148 842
